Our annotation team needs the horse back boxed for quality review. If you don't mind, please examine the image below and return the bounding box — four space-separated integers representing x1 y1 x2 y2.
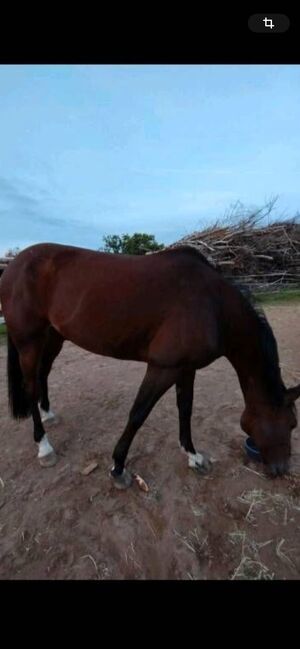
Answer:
0 243 223 367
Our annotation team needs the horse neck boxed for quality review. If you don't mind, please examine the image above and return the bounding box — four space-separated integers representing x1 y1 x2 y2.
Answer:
222 288 283 408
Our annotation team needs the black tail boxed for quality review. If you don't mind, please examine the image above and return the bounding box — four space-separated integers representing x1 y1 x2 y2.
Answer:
7 334 31 418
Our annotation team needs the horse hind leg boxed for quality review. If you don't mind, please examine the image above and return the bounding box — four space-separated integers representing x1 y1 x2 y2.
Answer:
38 327 64 424
17 335 58 467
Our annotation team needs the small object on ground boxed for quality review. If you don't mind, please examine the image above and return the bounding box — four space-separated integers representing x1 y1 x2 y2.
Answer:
81 461 99 476
133 473 149 492
245 437 262 462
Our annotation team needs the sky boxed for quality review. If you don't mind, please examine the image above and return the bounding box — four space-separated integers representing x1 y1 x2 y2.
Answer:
0 64 300 255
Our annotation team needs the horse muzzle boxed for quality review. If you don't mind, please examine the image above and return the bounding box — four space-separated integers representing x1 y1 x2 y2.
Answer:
265 460 290 477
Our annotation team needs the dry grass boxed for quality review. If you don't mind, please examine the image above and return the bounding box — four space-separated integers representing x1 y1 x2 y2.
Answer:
174 485 300 580
79 554 100 578
229 530 274 580
174 528 212 566
124 542 142 571
237 488 300 524
228 487 300 579
229 528 299 580
242 465 266 480
275 539 298 574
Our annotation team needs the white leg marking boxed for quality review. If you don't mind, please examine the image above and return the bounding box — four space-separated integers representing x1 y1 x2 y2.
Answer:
180 447 212 471
187 452 204 468
38 434 54 458
39 406 56 423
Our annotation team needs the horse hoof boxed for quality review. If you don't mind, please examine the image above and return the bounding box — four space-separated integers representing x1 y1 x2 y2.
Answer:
110 467 133 489
194 461 212 475
189 451 212 475
39 451 58 468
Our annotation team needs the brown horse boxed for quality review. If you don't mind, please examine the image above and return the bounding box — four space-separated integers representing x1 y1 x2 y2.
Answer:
1 243 299 487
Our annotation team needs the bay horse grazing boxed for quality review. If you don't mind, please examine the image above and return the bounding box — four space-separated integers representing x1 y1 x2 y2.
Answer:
1 243 299 487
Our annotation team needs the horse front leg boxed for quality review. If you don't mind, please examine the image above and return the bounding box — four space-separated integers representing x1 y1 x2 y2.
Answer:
176 370 212 473
111 365 181 489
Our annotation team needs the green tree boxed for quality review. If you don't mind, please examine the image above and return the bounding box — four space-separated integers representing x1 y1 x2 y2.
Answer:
102 233 164 255
102 235 123 254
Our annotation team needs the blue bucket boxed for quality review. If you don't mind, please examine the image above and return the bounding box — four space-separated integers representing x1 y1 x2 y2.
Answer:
244 437 262 462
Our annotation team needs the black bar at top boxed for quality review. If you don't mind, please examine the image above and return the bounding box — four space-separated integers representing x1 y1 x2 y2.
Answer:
0 9 298 63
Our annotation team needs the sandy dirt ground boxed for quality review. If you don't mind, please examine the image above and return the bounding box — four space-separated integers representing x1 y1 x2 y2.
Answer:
0 304 300 580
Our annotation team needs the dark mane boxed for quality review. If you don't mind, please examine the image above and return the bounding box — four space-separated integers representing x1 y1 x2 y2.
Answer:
230 281 285 406
165 245 214 268
255 310 285 406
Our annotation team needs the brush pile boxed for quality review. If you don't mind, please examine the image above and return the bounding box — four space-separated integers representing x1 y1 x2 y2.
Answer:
171 202 300 292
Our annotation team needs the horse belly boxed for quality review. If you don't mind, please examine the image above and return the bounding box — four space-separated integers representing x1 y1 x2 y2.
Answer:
49 298 153 361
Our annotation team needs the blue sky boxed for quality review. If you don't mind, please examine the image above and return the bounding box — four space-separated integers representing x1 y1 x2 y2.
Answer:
0 64 300 255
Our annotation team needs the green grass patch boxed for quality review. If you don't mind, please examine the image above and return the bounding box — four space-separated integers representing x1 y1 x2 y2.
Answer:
0 322 7 338
255 288 300 305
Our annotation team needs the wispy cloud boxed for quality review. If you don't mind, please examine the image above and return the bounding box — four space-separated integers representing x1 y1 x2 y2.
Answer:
130 167 235 176
0 175 108 255
0 176 89 229
0 176 39 211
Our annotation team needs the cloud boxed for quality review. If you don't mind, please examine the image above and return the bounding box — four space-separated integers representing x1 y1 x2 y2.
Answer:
0 176 39 211
0 175 93 231
130 167 235 176
0 175 110 254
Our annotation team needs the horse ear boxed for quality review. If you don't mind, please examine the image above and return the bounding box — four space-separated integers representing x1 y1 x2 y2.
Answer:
285 384 300 405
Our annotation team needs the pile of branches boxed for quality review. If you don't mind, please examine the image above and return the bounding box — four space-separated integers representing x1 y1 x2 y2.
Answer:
171 201 300 292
